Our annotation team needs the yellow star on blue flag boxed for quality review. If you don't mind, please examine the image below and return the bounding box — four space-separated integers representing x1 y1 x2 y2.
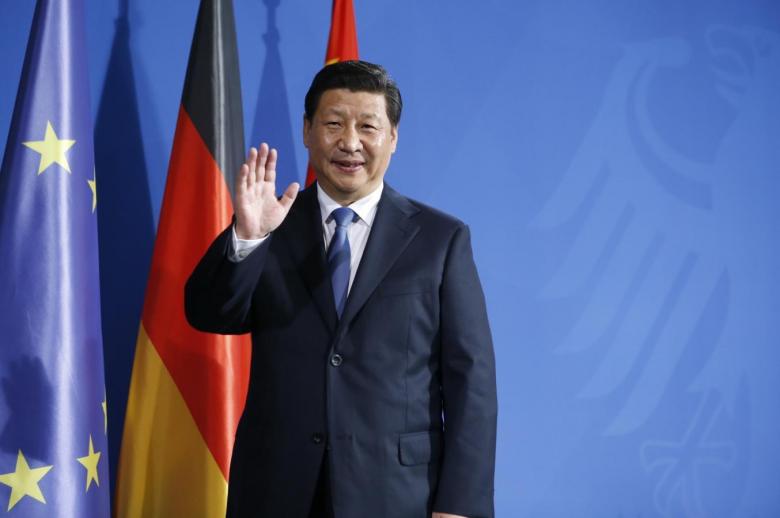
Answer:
22 121 76 175
76 435 101 491
0 451 53 511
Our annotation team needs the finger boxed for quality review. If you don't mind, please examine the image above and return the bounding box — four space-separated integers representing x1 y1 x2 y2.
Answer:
246 145 257 161
245 147 258 187
237 163 250 194
278 182 300 211
256 142 269 183
265 148 277 184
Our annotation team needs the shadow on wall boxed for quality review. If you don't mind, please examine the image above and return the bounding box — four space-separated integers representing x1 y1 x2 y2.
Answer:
94 0 155 496
250 0 301 188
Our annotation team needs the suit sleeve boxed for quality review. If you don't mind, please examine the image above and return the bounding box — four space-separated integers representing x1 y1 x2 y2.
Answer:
433 224 498 518
184 223 271 334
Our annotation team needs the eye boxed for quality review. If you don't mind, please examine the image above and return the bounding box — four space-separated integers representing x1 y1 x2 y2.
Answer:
325 121 341 128
362 124 378 131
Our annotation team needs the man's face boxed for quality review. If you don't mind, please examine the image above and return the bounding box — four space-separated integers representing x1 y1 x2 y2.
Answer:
303 88 398 205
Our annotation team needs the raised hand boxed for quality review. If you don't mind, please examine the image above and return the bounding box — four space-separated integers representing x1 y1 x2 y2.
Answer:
234 142 300 239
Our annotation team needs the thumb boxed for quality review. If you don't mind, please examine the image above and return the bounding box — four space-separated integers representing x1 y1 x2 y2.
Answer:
278 182 300 212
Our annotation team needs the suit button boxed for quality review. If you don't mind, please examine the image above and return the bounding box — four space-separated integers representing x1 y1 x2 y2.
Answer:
330 353 343 367
312 433 324 444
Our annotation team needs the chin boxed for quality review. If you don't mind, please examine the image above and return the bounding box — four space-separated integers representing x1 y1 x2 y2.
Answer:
331 176 364 192
334 183 362 196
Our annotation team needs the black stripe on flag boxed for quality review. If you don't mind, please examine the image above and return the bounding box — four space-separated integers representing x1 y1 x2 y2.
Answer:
181 0 245 195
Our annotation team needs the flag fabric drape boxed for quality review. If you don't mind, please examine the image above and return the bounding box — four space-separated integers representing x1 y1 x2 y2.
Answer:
0 0 110 516
305 0 360 187
114 0 250 516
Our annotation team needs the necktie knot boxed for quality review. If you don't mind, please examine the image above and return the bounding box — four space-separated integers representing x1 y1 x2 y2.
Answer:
330 207 356 228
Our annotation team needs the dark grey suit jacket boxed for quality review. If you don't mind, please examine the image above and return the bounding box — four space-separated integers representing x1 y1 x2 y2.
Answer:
185 183 497 518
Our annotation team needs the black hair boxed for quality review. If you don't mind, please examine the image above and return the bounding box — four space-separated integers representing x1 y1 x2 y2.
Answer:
304 60 402 127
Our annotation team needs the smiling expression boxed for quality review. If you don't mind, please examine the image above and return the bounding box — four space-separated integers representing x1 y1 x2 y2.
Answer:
303 88 398 205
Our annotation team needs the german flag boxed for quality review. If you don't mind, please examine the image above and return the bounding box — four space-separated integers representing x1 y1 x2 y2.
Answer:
114 1 250 516
305 0 360 187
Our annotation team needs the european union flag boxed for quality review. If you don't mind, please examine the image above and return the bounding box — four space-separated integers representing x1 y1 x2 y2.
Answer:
0 0 110 516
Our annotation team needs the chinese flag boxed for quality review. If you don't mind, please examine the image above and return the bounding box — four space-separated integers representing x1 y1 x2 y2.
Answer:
114 1 250 516
305 0 359 187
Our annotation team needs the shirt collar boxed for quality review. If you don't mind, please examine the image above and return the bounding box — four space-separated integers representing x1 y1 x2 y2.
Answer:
317 182 384 227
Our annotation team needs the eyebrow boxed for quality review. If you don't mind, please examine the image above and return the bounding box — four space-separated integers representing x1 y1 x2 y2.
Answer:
323 108 381 120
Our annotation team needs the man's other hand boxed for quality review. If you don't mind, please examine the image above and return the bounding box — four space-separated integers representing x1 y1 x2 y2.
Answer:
235 142 299 239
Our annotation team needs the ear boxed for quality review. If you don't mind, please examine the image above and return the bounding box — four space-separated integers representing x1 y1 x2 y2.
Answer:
303 115 312 148
390 125 398 153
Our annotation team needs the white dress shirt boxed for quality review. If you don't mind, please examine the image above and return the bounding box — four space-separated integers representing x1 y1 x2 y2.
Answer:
231 183 383 294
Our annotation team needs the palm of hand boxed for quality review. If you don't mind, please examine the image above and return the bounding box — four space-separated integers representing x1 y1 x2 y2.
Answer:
235 143 299 239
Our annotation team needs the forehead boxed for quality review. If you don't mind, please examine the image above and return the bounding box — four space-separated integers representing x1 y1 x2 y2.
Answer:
316 88 388 120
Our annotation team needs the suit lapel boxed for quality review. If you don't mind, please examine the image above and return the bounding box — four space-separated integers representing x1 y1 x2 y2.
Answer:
339 184 420 328
279 185 338 333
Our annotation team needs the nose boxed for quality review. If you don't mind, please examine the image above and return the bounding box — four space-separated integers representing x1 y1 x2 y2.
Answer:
338 125 362 153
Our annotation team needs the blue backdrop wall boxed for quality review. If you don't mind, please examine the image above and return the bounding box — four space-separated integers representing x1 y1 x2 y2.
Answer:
2 1 779 516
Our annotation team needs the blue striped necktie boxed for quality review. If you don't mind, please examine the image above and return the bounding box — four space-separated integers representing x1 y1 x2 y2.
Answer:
327 207 357 317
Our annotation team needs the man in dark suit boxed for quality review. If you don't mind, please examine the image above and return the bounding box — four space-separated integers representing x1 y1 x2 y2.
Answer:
185 61 497 518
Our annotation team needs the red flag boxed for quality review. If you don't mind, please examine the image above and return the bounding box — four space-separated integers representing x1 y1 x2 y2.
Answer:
305 0 359 187
115 1 250 516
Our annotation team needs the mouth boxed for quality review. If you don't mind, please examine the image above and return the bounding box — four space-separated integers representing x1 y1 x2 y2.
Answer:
331 159 365 173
